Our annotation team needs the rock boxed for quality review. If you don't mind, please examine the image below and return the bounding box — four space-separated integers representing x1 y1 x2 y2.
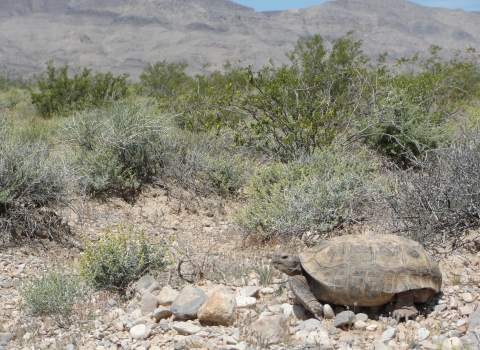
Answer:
354 320 367 330
197 285 236 325
249 315 289 346
136 275 161 295
141 292 159 315
355 313 368 322
416 328 430 342
450 297 459 309
329 327 340 335
235 296 257 308
333 311 356 328
294 329 331 346
65 344 75 350
459 304 474 316
457 318 467 327
381 328 398 343
432 335 446 344
295 318 325 332
172 322 202 335
130 324 151 340
461 293 474 303
434 304 447 312
469 308 480 330
367 324 378 331
323 304 335 319
461 331 480 350
449 330 464 338
184 336 207 349
152 308 173 322
0 333 14 345
157 285 179 306
260 287 275 294
373 340 391 350
170 285 207 320
238 286 260 298
443 337 464 350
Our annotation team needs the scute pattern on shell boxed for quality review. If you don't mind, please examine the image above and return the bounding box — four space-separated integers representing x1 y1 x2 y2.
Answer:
299 234 442 307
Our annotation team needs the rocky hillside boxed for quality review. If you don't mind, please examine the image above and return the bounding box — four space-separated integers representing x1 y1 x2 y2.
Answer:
0 0 479 78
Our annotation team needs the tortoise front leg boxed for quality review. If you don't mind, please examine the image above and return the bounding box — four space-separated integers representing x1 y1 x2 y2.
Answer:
289 275 323 319
392 291 418 321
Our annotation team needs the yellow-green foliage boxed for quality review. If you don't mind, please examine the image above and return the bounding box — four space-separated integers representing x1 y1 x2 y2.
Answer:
79 225 168 293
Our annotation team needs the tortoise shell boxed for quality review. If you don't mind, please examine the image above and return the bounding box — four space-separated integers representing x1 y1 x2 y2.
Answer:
299 234 442 307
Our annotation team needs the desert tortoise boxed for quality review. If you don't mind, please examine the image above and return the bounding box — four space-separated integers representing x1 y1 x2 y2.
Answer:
271 234 442 320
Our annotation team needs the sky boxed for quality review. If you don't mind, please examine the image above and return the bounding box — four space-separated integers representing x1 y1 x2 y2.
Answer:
231 0 480 12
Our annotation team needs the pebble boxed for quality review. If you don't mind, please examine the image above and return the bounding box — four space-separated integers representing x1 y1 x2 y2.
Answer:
333 310 356 328
435 304 447 312
381 328 398 342
416 327 430 342
323 304 335 319
355 313 368 322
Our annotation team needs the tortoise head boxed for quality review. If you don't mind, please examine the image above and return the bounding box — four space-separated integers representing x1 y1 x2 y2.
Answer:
270 252 302 276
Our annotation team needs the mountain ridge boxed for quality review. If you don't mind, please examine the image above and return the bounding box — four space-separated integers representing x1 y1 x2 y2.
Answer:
0 0 479 78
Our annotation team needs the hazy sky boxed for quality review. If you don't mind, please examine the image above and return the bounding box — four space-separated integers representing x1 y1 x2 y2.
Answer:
231 0 480 12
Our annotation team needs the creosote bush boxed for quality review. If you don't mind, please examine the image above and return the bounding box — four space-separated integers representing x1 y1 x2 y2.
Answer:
20 268 89 325
238 146 378 237
79 225 168 293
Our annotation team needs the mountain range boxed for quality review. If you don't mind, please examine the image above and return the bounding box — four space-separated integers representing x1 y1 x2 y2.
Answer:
0 0 479 78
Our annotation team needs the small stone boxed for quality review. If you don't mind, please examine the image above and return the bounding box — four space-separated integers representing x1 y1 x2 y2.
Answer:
459 304 474 316
172 322 202 335
457 319 467 327
373 340 391 350
170 285 207 320
260 287 275 294
381 328 398 342
237 286 260 298
416 328 430 342
333 311 356 328
450 298 459 309
329 327 340 335
141 292 159 315
136 275 161 295
295 318 325 332
130 324 151 340
469 307 480 330
323 304 335 319
442 337 464 350
249 315 289 346
197 284 236 325
235 296 257 308
65 344 75 350
152 308 173 322
157 285 179 306
434 304 447 312
461 293 474 303
355 313 368 322
354 320 366 330
448 330 463 338
366 324 378 331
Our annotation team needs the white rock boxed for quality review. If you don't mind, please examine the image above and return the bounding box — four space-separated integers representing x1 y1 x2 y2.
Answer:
235 296 257 308
381 328 398 342
323 304 335 319
354 320 367 330
373 339 391 350
157 285 179 306
461 293 474 303
459 304 474 316
415 327 430 342
130 324 151 340
260 287 275 294
450 298 459 309
442 337 464 350
172 322 202 335
367 324 378 331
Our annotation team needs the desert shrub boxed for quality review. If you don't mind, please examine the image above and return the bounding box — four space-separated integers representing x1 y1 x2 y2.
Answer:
205 33 369 161
161 130 251 198
0 115 68 242
359 46 480 165
20 268 88 325
139 60 192 101
31 61 129 117
238 146 377 236
63 101 168 193
386 138 480 250
79 225 168 293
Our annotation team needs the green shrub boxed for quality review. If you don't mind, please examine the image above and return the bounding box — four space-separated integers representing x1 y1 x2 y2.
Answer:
238 146 377 236
63 101 168 193
20 268 88 324
31 61 129 117
79 225 168 293
0 114 68 241
161 130 250 197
